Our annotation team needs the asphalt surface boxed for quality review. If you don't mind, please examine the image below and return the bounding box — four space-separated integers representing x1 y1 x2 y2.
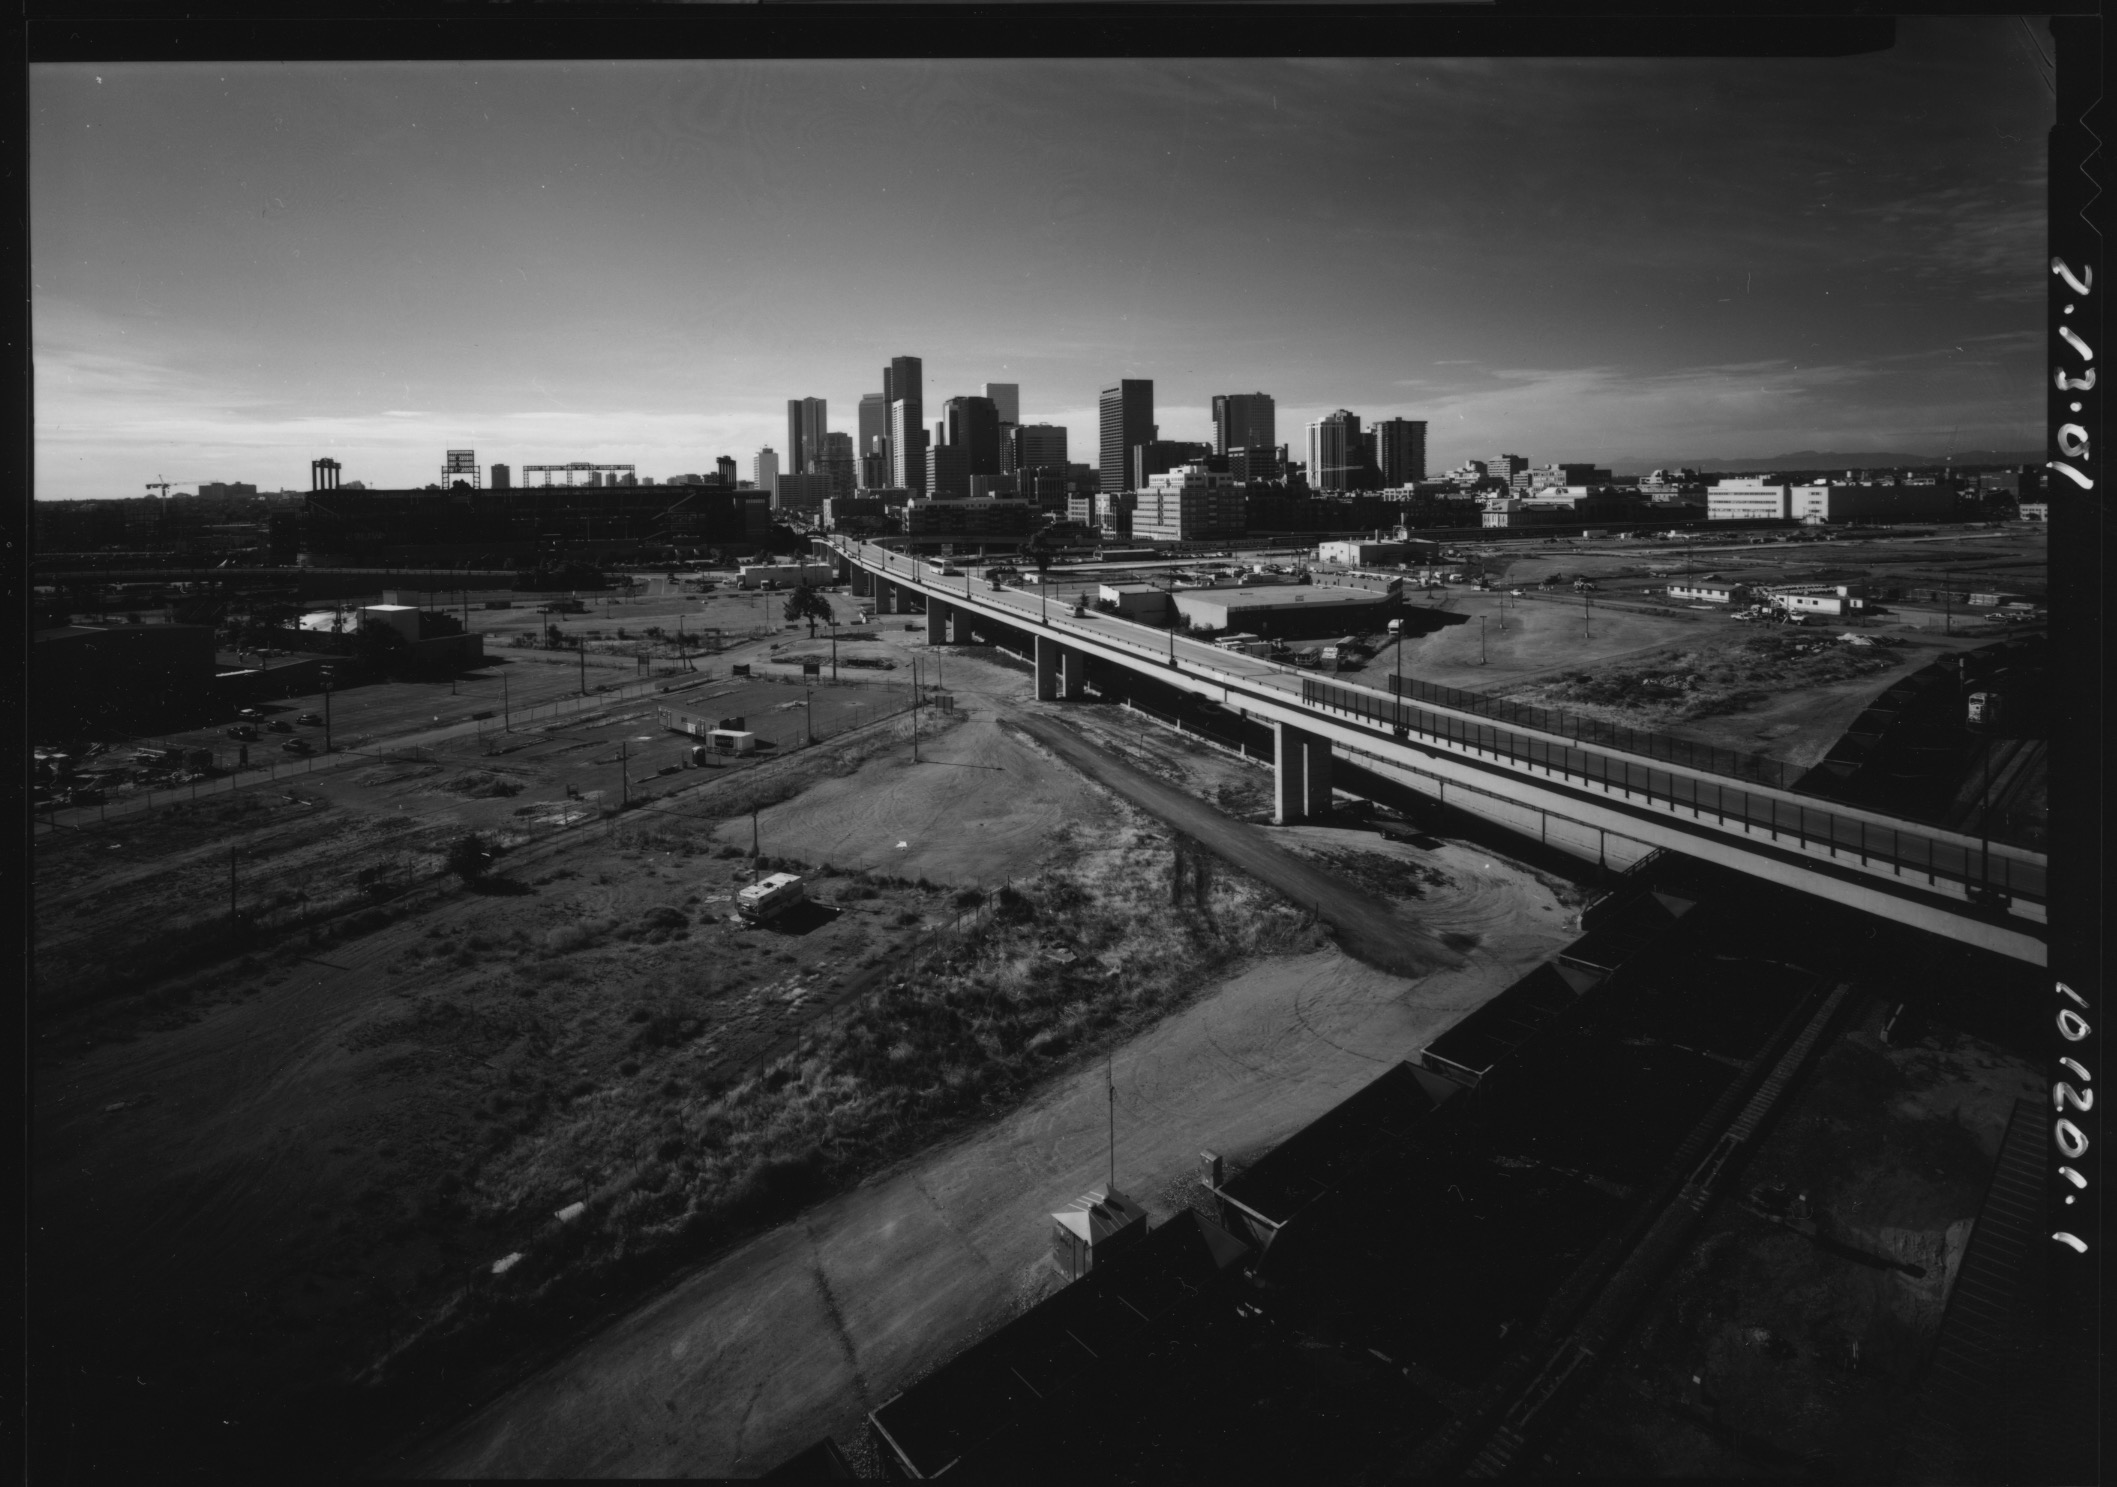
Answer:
1008 713 1464 979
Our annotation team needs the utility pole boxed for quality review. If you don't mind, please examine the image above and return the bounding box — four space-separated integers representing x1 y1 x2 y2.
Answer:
578 637 587 695
829 617 837 682
805 683 814 746
751 807 760 879
1480 614 1488 664
502 670 510 731
1584 590 1592 638
620 739 628 809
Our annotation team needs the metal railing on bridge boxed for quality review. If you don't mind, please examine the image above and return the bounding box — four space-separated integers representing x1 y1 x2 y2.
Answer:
1303 676 2044 905
1385 673 1796 790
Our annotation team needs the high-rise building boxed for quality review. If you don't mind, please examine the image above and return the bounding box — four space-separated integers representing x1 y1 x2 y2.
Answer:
1100 380 1155 493
1227 446 1288 484
818 431 856 499
857 394 888 469
1372 419 1428 486
1211 393 1276 456
1133 464 1244 545
860 437 889 491
891 402 928 494
942 395 1003 477
716 456 738 486
982 382 1019 427
490 463 511 490
786 398 829 476
884 356 923 491
753 448 780 496
1307 410 1364 493
1490 453 1530 488
926 445 972 500
1010 423 1069 471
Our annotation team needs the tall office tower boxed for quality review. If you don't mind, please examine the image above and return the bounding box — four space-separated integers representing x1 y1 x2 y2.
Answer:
1490 453 1529 487
884 356 923 489
1307 410 1364 493
859 442 889 490
1099 380 1155 492
857 394 888 472
786 398 829 475
490 463 511 489
819 431 856 498
716 455 738 486
753 448 780 499
982 382 1020 428
1371 419 1429 486
890 400 929 494
1211 393 1276 456
1010 423 1068 471
926 444 972 500
942 395 1003 476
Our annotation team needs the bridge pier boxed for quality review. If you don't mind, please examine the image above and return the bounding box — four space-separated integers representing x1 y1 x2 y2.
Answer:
1273 722 1334 825
849 566 873 600
1059 646 1088 700
927 598 951 644
1035 634 1061 701
947 607 973 644
877 579 900 615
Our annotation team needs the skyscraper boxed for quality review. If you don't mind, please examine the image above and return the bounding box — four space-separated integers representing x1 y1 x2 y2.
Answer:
884 356 923 491
1372 419 1428 486
982 382 1020 428
1211 393 1276 456
891 399 928 495
1010 423 1068 471
753 448 780 496
716 455 738 486
943 396 1002 477
1099 380 1155 493
819 431 856 499
1307 410 1364 493
786 398 829 475
857 394 888 473
490 463 511 489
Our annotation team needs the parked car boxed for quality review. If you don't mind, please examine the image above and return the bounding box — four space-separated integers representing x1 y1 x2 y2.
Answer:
266 719 293 733
295 712 324 726
281 738 313 754
226 724 258 741
236 707 263 721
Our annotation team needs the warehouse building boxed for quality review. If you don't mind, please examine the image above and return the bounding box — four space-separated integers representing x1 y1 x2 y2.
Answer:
1170 584 1390 639
33 622 219 735
1098 583 1173 623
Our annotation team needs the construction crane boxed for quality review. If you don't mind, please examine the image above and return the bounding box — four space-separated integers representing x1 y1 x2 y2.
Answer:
145 476 200 497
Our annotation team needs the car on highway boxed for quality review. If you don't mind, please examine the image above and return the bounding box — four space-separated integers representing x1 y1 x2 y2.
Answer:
296 712 324 726
281 738 313 754
266 719 293 733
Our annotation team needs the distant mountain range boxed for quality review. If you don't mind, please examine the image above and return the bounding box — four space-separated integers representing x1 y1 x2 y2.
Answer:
1605 450 2042 476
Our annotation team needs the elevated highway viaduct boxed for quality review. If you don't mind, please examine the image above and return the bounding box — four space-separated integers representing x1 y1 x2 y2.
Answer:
822 538 2047 967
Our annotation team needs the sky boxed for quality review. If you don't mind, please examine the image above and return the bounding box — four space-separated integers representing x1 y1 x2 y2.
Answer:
31 22 2056 501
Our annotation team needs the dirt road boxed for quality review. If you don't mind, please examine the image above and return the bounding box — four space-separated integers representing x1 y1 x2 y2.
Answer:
1009 714 1463 978
395 907 1574 1478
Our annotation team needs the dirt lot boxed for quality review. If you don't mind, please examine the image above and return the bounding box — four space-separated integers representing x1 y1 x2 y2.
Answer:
31 605 1594 1481
1552 998 2047 1481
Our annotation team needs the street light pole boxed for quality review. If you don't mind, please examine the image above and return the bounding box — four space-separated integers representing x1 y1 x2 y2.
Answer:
1480 614 1488 664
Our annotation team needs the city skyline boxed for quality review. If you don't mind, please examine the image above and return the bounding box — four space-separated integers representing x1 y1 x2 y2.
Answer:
32 24 2052 501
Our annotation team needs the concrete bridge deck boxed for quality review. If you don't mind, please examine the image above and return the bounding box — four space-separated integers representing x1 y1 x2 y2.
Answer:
824 538 2047 966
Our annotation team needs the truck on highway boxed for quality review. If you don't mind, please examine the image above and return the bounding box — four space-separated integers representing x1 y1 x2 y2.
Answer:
736 872 806 923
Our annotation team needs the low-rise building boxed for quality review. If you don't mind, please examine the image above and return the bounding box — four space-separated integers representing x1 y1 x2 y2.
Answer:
736 561 836 589
1097 583 1172 622
902 496 1036 541
1665 582 1749 605
1170 584 1390 639
1707 478 1792 521
1789 481 1958 524
1316 539 1416 566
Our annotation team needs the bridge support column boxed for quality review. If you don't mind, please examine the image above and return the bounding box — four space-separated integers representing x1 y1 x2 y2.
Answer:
1302 734 1334 819
927 598 950 644
836 557 853 587
877 580 898 615
946 607 973 644
1273 722 1310 825
1035 634 1060 701
1059 647 1088 699
850 566 873 599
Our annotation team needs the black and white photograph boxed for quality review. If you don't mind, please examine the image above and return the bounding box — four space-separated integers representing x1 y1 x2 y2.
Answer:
26 15 2102 1483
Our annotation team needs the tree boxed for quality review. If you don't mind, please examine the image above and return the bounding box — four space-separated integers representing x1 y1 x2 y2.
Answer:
1024 524 1057 580
783 581 834 637
446 831 495 882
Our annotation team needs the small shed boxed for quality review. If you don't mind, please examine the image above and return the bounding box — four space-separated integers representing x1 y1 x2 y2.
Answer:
1048 1186 1147 1281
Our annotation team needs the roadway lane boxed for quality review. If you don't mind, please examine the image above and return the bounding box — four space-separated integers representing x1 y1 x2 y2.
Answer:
1007 713 1463 979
